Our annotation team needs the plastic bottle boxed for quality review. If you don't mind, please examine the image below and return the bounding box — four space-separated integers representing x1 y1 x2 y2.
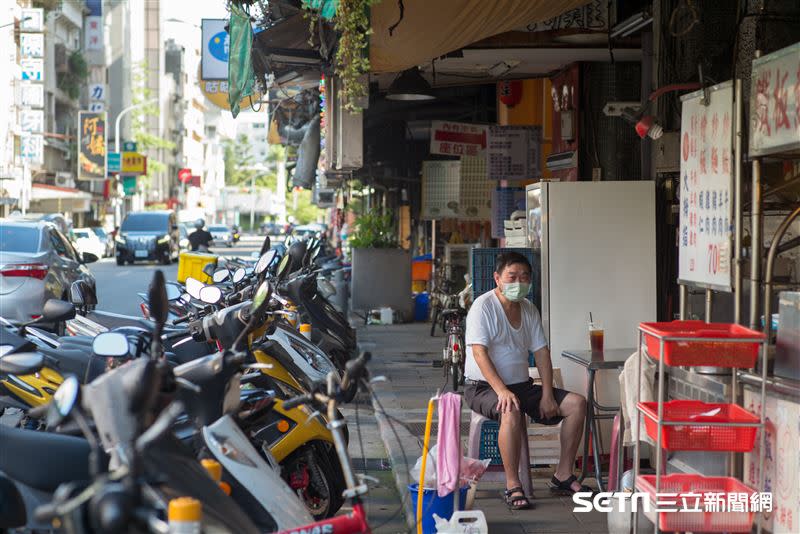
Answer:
299 323 312 340
168 497 201 534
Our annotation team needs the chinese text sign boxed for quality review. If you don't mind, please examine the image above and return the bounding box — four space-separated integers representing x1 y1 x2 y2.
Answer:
78 111 106 181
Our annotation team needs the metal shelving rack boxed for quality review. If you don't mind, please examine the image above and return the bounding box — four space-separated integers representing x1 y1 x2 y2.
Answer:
631 328 769 534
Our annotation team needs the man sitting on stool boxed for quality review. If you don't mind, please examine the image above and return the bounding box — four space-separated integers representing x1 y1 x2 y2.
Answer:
464 252 589 510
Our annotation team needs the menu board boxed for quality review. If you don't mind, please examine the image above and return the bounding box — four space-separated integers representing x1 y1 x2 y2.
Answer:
678 82 734 291
486 125 541 180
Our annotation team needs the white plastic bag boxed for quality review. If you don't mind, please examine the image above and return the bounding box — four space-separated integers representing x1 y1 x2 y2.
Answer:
433 510 488 533
409 445 491 490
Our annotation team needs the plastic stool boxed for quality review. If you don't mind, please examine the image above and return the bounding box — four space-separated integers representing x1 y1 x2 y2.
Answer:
466 410 533 498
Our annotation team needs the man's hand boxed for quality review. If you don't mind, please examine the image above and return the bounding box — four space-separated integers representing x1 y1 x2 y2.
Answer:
496 388 520 414
539 392 559 420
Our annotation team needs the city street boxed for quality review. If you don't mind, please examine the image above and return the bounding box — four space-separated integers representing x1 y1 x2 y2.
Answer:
91 235 265 315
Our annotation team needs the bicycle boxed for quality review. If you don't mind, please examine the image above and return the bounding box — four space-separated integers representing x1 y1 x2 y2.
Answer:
440 308 467 391
429 261 459 337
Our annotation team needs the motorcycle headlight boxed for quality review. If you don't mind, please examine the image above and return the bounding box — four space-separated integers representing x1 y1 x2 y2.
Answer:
115 235 126 244
290 339 335 375
157 235 170 244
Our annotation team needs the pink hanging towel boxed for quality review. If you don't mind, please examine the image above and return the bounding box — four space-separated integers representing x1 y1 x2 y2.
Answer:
436 392 462 497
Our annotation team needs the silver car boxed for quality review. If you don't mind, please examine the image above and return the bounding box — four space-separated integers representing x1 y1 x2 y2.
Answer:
0 220 98 326
208 224 233 247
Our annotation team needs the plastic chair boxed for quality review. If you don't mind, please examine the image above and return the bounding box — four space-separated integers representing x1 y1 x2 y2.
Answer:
466 410 533 498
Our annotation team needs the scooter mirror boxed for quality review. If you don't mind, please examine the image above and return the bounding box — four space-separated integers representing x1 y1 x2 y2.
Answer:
199 285 223 305
276 254 292 282
69 280 86 307
212 269 230 283
0 352 44 375
165 284 182 301
41 299 76 323
251 281 272 314
92 332 130 357
53 374 80 419
233 268 246 283
148 270 169 326
202 263 216 278
255 249 277 275
185 277 204 299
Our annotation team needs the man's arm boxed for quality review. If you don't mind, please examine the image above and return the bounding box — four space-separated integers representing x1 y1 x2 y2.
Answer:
472 344 519 413
533 346 559 418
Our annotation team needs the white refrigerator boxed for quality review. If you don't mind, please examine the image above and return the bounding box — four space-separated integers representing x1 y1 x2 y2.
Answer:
526 181 657 410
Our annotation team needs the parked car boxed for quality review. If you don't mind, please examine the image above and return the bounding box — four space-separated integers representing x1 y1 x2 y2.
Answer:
90 226 114 257
208 224 233 247
260 221 282 236
292 223 326 239
114 211 180 266
0 219 97 326
72 227 107 260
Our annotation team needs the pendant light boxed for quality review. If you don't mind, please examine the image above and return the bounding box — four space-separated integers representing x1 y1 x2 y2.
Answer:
386 67 435 101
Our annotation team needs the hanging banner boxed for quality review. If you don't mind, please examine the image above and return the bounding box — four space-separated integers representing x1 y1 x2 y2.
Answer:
20 8 44 32
78 111 107 181
85 16 103 50
201 19 228 80
487 125 542 180
430 121 488 156
20 59 44 81
20 33 44 58
678 81 734 291
20 134 43 165
20 83 44 108
749 41 800 157
121 152 147 175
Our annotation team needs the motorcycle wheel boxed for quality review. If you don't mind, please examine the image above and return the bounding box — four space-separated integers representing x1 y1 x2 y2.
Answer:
283 445 342 520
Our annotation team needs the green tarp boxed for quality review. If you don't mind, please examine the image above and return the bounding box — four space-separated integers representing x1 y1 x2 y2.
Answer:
227 3 256 118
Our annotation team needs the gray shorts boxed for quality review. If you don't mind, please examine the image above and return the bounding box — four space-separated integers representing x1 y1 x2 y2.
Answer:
464 378 570 425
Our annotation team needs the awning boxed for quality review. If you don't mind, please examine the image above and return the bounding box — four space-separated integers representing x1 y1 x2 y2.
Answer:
369 0 591 73
30 183 92 213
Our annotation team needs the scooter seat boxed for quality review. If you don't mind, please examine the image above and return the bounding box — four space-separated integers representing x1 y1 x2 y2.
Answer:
37 346 105 383
0 426 90 492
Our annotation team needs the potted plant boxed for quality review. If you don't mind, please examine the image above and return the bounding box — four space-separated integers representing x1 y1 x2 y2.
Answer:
348 210 413 321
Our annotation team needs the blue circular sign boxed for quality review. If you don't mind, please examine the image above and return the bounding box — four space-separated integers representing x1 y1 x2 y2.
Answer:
208 31 229 62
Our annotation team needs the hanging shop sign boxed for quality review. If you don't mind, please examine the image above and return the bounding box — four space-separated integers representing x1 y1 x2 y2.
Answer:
20 83 44 108
486 125 541 180
20 59 44 81
20 134 43 165
201 19 228 80
178 168 192 184
122 175 137 196
85 16 103 51
421 157 492 220
20 109 44 133
20 33 44 58
122 141 137 152
121 152 147 175
430 121 488 157
749 41 800 157
78 111 107 181
678 81 734 291
20 8 44 32
107 152 121 173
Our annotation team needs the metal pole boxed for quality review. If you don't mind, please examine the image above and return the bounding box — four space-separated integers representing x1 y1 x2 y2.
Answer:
114 98 157 154
679 284 688 320
250 173 255 231
734 78 744 325
704 289 713 322
749 50 763 330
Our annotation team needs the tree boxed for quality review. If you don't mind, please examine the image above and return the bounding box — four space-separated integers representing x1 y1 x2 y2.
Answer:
289 187 321 224
222 134 278 189
130 61 175 179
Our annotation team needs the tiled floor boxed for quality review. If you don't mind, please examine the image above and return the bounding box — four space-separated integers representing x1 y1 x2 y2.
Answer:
356 321 611 533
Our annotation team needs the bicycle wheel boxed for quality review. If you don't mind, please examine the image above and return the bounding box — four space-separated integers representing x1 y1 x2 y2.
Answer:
430 306 440 337
451 358 460 392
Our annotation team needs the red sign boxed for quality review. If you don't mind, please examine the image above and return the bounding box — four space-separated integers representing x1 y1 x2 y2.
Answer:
178 168 192 184
430 121 488 156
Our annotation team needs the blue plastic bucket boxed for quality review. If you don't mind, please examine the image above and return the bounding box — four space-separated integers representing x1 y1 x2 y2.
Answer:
414 292 430 322
408 484 469 534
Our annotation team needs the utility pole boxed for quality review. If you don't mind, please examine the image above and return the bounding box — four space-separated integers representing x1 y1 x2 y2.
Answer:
250 172 255 231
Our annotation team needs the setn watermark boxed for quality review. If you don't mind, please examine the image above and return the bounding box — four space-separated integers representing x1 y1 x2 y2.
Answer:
573 491 773 513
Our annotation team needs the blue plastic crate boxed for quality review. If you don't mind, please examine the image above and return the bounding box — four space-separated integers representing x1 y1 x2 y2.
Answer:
477 420 503 465
471 248 541 310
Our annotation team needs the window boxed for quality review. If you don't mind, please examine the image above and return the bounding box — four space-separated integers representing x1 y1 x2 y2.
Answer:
0 225 41 253
121 213 168 233
48 230 69 258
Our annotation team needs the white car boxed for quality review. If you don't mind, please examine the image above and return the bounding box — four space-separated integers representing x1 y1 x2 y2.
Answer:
208 224 233 247
72 227 107 259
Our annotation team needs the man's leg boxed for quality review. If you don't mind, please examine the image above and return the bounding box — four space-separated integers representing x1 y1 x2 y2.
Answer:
498 408 529 506
554 392 587 491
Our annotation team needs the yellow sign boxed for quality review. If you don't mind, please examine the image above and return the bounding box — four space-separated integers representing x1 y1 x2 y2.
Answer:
121 151 147 175
199 78 262 112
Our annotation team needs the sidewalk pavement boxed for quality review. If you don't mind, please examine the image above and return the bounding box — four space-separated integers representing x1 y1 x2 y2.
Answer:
356 321 610 534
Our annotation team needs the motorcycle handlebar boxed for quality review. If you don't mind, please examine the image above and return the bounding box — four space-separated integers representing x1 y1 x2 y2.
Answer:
172 314 191 324
282 393 314 410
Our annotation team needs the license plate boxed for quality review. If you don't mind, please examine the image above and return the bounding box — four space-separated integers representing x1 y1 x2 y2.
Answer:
135 250 148 258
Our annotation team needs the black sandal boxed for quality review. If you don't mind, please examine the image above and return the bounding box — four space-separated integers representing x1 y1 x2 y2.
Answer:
548 475 593 495
503 486 532 510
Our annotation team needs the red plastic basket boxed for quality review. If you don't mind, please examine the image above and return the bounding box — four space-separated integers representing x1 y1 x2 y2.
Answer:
637 474 756 533
637 400 759 452
639 320 764 367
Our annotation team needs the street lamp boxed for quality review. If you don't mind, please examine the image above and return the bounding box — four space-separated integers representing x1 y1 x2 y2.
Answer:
0 16 32 30
114 98 157 153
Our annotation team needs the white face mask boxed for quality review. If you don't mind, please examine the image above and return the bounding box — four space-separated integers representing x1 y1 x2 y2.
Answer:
501 281 530 302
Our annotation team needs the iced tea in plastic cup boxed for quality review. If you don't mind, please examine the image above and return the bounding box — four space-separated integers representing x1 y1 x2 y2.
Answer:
589 323 604 352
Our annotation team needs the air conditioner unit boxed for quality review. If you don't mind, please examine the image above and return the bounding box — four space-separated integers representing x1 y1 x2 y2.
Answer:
324 76 363 172
545 151 577 171
55 172 75 189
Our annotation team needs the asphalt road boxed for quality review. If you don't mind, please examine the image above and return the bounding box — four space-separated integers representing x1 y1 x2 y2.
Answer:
91 235 270 315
